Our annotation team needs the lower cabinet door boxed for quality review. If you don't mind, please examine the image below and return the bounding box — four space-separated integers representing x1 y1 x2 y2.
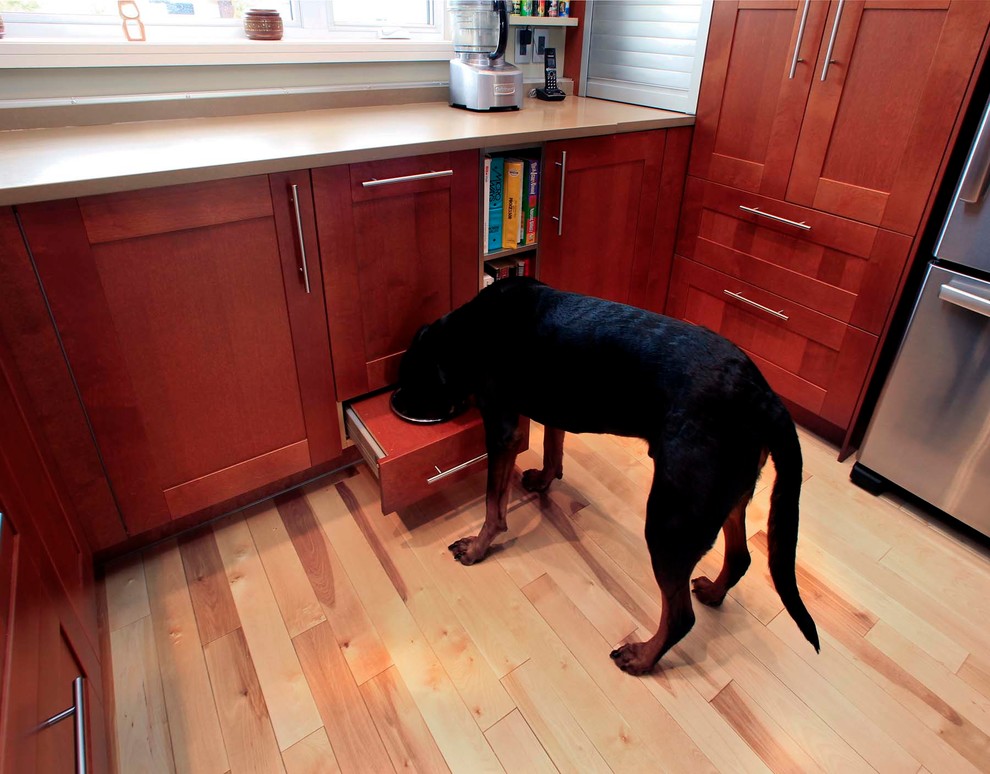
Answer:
18 173 341 534
667 256 877 432
346 391 529 514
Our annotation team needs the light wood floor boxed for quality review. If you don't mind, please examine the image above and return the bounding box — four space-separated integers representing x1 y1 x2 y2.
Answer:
104 424 990 773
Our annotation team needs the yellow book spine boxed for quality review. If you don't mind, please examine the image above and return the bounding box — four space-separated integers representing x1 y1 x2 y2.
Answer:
502 159 524 250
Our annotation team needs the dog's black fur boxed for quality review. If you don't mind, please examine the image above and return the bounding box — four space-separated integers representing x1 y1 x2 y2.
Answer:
398 277 819 674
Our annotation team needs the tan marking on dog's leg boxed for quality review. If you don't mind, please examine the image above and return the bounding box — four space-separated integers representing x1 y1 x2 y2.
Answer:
449 431 522 566
522 426 564 492
610 579 694 675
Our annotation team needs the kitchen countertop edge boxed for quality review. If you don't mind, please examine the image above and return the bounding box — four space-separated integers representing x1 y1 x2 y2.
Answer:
0 96 694 206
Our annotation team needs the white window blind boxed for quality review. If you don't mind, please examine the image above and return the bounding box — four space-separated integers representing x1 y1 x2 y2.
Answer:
580 0 713 115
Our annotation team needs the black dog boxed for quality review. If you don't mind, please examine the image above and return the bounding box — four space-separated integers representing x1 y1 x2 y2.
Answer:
397 277 819 674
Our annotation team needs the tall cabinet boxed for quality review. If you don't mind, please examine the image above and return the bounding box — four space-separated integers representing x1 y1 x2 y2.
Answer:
670 0 990 442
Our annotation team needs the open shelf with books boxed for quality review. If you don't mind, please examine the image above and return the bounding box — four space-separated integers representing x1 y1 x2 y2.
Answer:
482 148 542 288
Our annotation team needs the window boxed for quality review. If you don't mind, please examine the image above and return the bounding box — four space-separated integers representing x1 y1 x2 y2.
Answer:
0 0 443 42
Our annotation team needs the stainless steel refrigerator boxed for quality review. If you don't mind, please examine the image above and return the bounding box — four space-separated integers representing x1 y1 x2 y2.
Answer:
852 93 990 539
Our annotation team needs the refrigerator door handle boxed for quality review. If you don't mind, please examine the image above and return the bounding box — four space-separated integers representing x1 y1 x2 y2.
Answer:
939 281 990 318
958 104 990 204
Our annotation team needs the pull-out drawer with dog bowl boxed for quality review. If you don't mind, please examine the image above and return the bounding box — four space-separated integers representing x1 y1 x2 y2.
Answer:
345 390 529 514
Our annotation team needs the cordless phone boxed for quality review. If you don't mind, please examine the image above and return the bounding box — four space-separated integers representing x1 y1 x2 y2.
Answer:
535 47 565 101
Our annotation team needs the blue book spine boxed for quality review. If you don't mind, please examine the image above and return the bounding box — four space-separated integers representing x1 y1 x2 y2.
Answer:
487 156 504 253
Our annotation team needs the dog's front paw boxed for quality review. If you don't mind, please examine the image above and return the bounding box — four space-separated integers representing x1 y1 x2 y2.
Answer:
691 575 726 607
609 642 659 675
447 536 487 565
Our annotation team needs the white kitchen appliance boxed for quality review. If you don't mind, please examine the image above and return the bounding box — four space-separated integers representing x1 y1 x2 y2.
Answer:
449 0 523 112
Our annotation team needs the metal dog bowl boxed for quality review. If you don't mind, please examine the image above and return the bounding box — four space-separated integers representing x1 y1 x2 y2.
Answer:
390 388 467 425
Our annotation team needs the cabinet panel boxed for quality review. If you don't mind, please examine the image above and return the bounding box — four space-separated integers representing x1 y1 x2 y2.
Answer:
539 131 666 305
19 173 341 533
676 177 912 334
315 151 479 401
690 0 829 198
787 0 990 233
667 256 877 429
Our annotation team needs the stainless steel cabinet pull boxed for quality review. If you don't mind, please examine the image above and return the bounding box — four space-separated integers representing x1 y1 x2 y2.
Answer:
788 0 812 79
428 453 488 484
939 282 990 319
39 676 88 774
361 170 454 187
821 0 846 81
958 103 990 204
738 205 811 230
724 290 789 321
552 151 567 236
290 184 311 294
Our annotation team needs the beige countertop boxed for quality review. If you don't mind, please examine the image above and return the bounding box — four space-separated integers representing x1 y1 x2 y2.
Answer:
0 96 693 206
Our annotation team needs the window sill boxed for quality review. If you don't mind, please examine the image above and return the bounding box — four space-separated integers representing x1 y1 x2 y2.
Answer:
0 38 456 68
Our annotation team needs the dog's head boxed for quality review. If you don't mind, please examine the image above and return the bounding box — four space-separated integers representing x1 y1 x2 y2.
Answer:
395 320 467 421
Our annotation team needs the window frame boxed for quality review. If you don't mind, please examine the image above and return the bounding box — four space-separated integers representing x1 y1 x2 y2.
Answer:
0 0 453 67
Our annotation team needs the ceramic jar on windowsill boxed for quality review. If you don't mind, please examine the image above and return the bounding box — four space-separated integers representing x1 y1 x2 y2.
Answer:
244 9 283 40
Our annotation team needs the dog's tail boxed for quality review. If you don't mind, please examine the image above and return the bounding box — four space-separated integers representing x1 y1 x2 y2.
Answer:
765 398 820 653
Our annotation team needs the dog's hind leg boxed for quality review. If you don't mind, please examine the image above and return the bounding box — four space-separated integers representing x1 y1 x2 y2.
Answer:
690 493 752 607
691 447 766 606
522 425 564 492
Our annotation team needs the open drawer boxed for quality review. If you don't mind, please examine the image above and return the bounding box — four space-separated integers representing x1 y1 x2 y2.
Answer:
345 390 529 514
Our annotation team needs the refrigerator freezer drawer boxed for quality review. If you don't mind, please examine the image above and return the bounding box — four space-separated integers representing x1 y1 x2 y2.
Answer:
858 265 990 536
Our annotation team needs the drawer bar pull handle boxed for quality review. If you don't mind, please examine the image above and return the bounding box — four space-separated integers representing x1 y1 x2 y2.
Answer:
428 453 488 484
724 290 789 321
39 676 88 774
362 170 454 187
738 205 811 231
290 184 312 294
788 0 811 79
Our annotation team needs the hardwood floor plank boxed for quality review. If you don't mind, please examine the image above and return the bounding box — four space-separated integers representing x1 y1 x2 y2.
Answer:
212 511 322 751
109 615 176 774
958 654 990 698
867 621 990 738
523 573 729 774
710 681 824 774
717 596 920 773
246 502 326 638
305 474 505 773
484 709 557 774
143 541 230 774
500 659 612 774
204 628 286 774
360 666 451 773
366 504 517 731
178 526 240 645
781 521 970 671
399 479 670 771
280 728 339 774
688 605 874 773
104 553 151 632
276 489 392 685
768 613 986 773
294 621 394 773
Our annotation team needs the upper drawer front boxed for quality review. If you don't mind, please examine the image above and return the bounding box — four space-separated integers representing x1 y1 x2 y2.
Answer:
667 256 877 431
78 176 274 243
676 177 911 335
349 153 456 202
